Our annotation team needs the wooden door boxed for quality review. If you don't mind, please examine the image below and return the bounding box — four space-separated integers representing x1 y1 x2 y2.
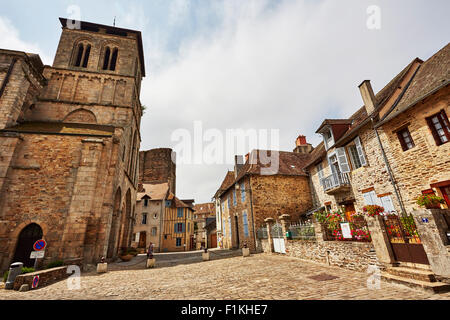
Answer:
344 203 356 222
210 234 217 248
138 232 146 248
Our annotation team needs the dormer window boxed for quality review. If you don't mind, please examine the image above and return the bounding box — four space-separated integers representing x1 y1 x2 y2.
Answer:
323 129 334 150
72 42 91 68
102 46 119 71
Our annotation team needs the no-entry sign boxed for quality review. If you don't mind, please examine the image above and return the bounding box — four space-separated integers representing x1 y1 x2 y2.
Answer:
33 239 46 251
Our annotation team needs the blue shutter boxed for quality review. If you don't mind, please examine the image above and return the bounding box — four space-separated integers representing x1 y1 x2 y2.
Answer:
233 190 237 206
229 218 232 237
243 212 249 237
174 223 177 233
241 183 246 202
182 223 185 233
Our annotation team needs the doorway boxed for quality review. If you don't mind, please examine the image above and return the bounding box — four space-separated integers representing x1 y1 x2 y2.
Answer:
13 223 43 268
138 232 147 248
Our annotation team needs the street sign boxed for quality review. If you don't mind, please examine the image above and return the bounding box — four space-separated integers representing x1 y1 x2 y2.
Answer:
30 251 45 259
31 275 39 289
33 239 47 251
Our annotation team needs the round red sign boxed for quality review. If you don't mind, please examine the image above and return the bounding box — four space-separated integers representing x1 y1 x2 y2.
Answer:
33 239 46 251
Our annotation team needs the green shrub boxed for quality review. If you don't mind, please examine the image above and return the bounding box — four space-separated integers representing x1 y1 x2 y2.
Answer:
46 260 64 269
2 267 35 282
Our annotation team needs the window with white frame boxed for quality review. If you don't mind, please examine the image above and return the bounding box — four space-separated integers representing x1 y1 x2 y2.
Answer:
379 195 396 213
363 190 381 206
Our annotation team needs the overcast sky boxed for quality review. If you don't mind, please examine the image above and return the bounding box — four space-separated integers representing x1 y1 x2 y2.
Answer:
0 0 449 203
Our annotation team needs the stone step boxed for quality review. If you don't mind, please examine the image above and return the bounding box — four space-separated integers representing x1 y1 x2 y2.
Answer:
381 272 450 294
386 267 437 283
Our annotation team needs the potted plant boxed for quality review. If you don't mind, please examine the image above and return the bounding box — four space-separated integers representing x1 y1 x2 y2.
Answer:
416 194 445 209
119 249 134 262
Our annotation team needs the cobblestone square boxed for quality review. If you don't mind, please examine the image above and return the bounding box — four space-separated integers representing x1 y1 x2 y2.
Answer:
1 254 449 300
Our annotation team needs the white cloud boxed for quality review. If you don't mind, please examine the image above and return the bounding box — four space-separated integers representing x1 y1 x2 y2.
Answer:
0 16 52 64
139 0 449 203
169 0 191 26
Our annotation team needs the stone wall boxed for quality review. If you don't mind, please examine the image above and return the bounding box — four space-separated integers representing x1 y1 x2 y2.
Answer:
13 266 68 291
139 149 176 195
259 237 381 272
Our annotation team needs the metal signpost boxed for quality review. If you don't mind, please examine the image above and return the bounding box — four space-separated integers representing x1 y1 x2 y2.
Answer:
32 239 47 269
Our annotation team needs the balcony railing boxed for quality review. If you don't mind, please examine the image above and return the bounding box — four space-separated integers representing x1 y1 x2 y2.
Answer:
321 172 350 193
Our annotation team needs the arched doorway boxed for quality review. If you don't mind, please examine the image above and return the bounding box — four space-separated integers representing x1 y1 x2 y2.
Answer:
13 223 43 267
107 188 121 258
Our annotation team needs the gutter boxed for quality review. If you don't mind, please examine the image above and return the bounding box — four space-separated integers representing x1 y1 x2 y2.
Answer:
248 177 258 252
0 58 17 99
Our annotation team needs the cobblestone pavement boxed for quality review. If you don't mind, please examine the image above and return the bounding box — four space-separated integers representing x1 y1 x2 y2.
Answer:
1 254 450 300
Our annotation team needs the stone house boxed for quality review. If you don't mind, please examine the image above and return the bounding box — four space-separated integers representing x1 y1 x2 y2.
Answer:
132 183 170 253
160 196 195 252
193 203 216 249
374 43 450 211
304 42 449 220
214 148 313 252
0 18 145 271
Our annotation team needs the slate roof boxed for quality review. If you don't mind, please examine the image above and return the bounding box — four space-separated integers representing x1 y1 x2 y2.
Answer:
378 42 450 125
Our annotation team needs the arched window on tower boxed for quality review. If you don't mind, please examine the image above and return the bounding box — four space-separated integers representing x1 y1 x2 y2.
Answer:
102 46 119 71
102 47 111 70
74 43 84 67
73 41 92 68
82 44 91 68
110 48 118 71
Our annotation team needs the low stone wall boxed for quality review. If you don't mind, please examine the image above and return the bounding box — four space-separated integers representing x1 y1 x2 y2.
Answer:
259 238 382 272
286 240 382 272
13 266 68 291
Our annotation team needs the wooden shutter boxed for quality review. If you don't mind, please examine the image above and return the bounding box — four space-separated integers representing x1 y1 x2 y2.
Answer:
426 116 442 145
440 110 450 140
354 137 367 166
336 148 350 173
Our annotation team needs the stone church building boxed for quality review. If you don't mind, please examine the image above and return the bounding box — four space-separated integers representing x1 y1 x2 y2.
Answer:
0 18 145 271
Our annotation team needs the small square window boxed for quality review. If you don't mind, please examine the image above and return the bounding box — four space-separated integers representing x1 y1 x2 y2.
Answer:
396 127 415 151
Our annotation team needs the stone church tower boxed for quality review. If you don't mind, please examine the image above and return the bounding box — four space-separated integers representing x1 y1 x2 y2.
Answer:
0 18 145 271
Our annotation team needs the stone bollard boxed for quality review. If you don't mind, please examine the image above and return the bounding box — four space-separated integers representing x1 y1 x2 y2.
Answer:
146 259 156 268
97 263 108 273
202 252 210 261
5 262 23 290
242 248 250 257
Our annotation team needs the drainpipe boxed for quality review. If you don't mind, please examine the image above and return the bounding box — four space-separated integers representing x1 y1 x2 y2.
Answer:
371 118 407 215
0 58 17 99
248 176 258 252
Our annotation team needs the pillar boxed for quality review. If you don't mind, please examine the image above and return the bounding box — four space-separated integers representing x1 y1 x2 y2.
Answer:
279 214 290 242
412 209 450 278
365 216 396 267
265 218 274 253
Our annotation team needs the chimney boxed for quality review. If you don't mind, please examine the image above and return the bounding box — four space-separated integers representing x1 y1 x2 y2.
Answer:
293 135 314 154
245 153 250 163
234 155 244 178
359 80 377 115
296 135 307 147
